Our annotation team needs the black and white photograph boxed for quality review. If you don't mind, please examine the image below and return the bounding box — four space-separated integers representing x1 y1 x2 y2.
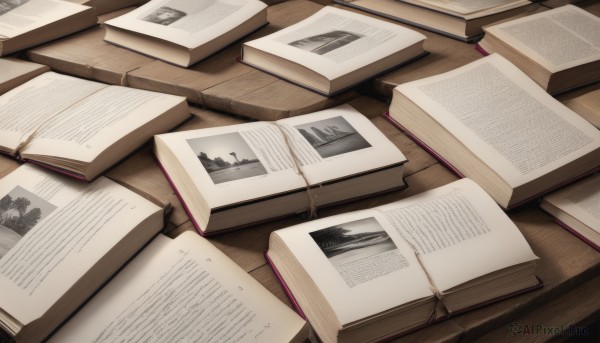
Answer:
310 217 404 287
0 0 29 16
0 186 57 259
140 6 187 25
288 30 363 55
187 132 268 184
295 116 371 158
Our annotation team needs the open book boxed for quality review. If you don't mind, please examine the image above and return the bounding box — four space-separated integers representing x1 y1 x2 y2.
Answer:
0 72 189 181
0 0 97 56
154 104 407 235
334 0 534 42
66 0 150 14
240 6 427 96
266 179 540 343
541 174 600 252
478 5 600 94
0 164 165 343
0 58 48 95
387 54 600 210
49 231 309 342
104 0 268 67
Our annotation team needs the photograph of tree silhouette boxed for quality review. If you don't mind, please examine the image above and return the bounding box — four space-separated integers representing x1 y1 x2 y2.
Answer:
288 30 363 55
0 186 57 259
295 116 371 158
310 217 402 287
187 132 268 184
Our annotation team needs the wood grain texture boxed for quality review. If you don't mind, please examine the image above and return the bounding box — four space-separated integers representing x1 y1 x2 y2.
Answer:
26 0 358 120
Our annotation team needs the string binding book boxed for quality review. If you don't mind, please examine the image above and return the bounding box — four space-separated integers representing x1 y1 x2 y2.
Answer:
0 164 166 343
0 72 189 181
333 0 536 42
386 54 600 210
104 0 268 67
154 104 408 235
266 179 541 343
240 6 427 96
0 0 97 56
48 231 309 343
540 174 600 252
477 5 600 95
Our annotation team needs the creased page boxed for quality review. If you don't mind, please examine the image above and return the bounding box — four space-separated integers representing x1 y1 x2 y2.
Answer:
377 179 538 292
49 231 306 343
105 0 266 48
274 209 434 326
156 122 307 209
277 104 406 185
0 72 105 154
543 174 600 233
19 86 186 163
486 5 600 73
0 165 161 325
0 0 88 38
397 54 600 188
244 6 425 81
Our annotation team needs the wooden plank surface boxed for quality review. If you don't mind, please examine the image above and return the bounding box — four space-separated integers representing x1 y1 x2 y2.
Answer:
26 0 358 121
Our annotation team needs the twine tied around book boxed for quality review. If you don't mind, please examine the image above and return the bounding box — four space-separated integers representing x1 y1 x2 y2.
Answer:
272 122 318 219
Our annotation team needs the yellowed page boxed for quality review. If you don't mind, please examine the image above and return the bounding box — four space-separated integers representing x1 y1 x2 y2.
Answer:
277 104 407 185
0 164 161 326
244 6 425 81
104 0 266 49
49 231 306 343
543 174 600 233
155 121 307 209
396 54 600 188
0 0 89 38
20 86 186 163
485 5 600 73
0 72 105 154
273 208 434 326
377 179 538 292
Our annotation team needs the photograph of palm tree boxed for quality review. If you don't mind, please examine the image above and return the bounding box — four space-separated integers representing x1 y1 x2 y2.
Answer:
0 186 57 258
187 132 268 184
295 116 371 158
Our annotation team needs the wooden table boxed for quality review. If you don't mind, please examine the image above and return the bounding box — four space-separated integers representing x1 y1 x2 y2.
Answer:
25 0 357 121
2 0 599 341
2 96 593 343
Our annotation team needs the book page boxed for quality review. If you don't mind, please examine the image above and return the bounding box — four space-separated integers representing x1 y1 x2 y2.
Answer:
0 165 161 325
0 0 88 38
397 54 600 188
155 122 307 209
376 179 538 292
49 231 306 343
274 209 434 325
277 104 406 185
105 0 266 48
401 0 528 17
244 6 425 80
0 72 106 154
486 5 600 72
19 86 186 164
543 174 600 232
